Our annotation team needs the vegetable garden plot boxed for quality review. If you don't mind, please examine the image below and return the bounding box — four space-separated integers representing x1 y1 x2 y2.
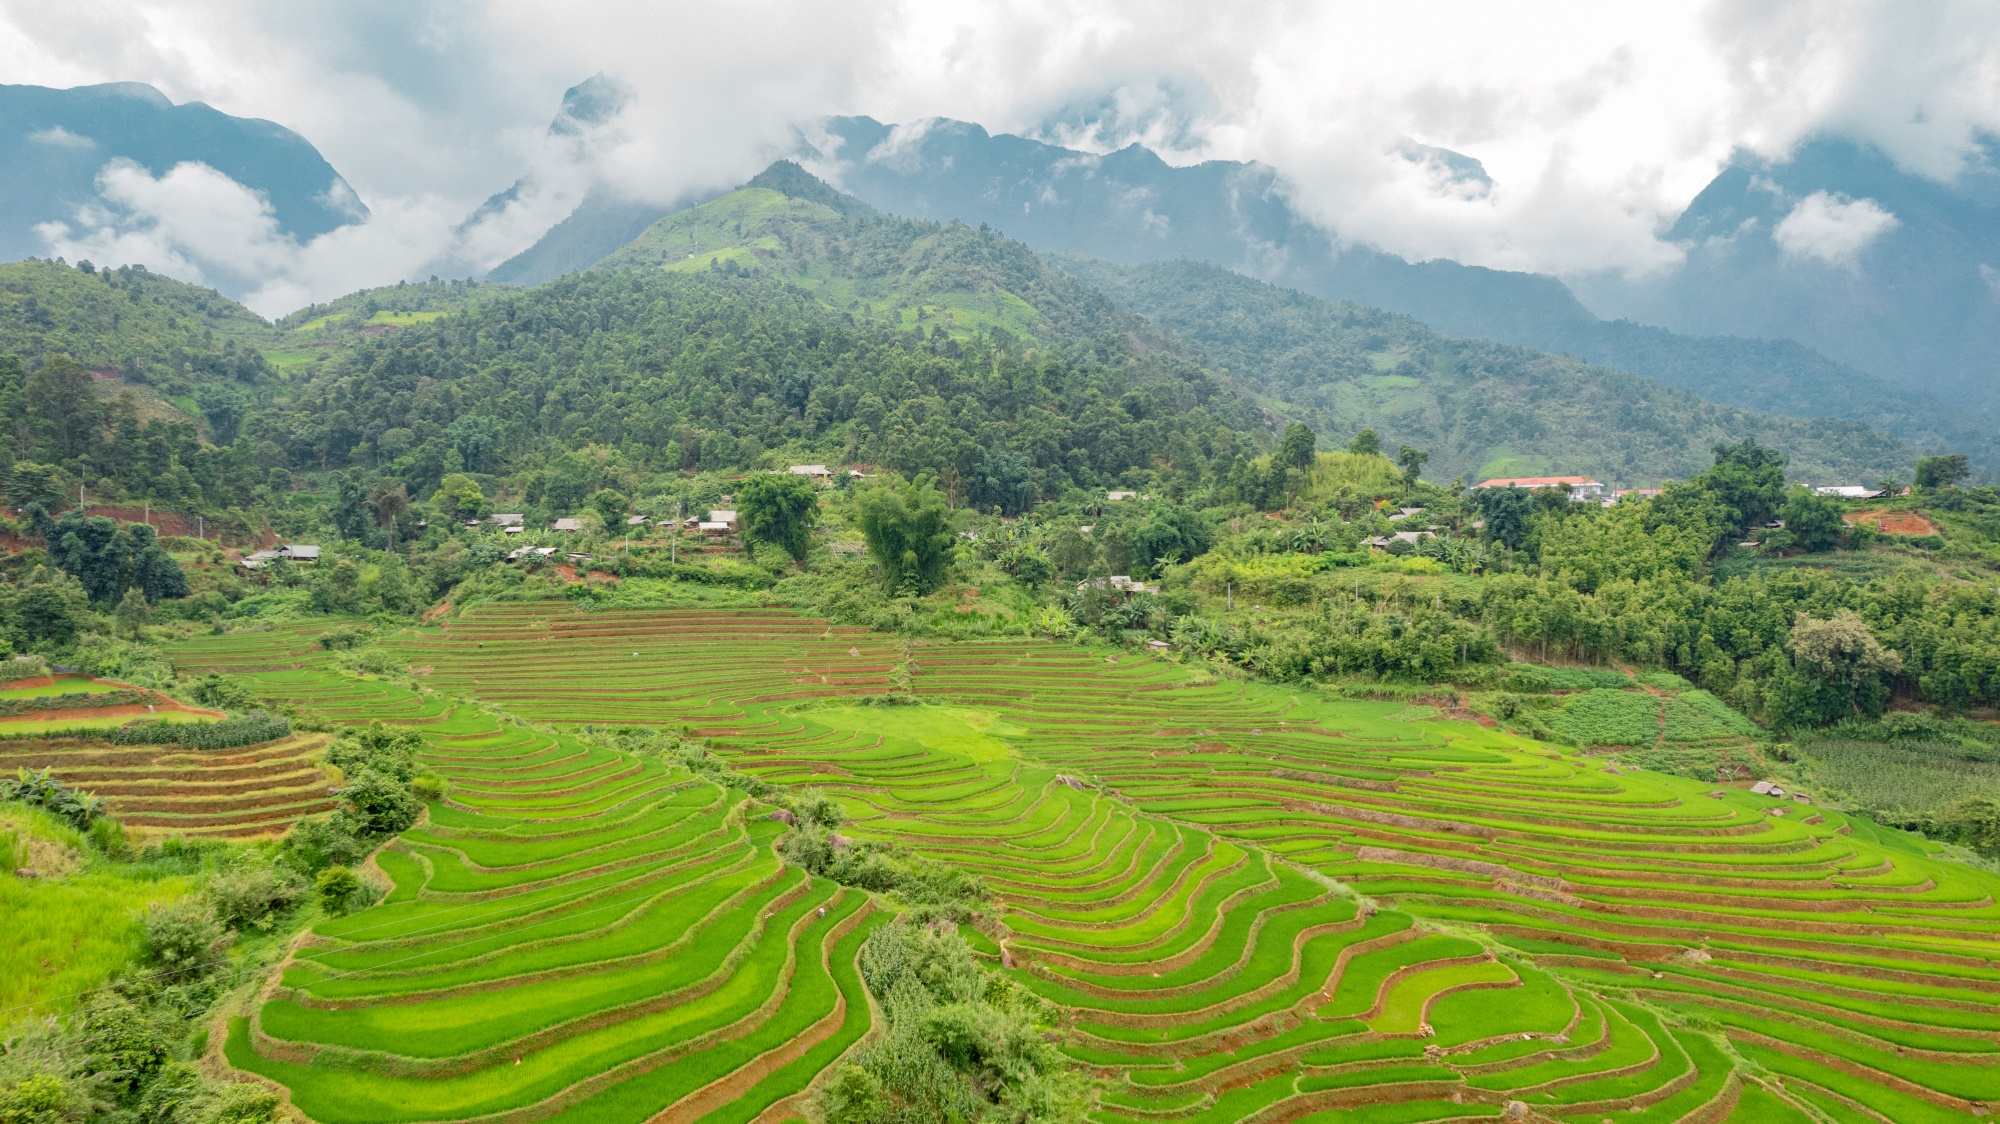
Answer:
156 606 2000 1122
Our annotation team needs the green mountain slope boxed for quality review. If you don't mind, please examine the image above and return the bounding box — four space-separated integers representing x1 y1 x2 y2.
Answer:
237 267 1263 512
1057 255 1911 485
0 258 273 382
597 161 1142 347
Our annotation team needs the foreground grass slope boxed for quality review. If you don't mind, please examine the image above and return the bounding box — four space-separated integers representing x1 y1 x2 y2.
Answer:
166 604 2000 1123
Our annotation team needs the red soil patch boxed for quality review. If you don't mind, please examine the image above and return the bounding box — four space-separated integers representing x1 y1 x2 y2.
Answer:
0 675 56 690
1843 509 1936 536
422 601 453 624
81 506 208 539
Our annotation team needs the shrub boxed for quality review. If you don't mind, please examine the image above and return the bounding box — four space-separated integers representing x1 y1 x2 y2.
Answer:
0 1073 86 1124
141 898 226 981
409 774 445 801
0 768 107 829
277 817 366 875
316 866 361 915
107 711 289 751
210 864 305 931
794 788 844 828
185 674 258 711
315 627 366 651
78 993 173 1095
325 724 422 783
1934 797 2000 859
2 653 49 682
338 770 420 838
821 1065 888 1124
1505 664 1632 692
87 818 129 860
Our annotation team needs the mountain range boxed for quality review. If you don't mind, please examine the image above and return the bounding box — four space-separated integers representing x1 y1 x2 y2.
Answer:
0 82 363 264
3 80 1993 476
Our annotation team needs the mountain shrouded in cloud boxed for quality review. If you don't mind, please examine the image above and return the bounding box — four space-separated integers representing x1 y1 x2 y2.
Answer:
0 81 365 264
1575 135 2000 410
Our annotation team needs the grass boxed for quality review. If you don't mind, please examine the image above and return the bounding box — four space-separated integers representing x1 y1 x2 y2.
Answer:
0 806 196 1018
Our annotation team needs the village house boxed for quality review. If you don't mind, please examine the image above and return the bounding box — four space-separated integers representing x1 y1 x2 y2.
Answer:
551 518 584 532
787 464 832 482
1473 475 1607 502
240 543 321 569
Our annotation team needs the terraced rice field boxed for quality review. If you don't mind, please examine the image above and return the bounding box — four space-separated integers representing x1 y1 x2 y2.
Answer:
0 732 336 837
169 605 2000 1122
158 621 452 725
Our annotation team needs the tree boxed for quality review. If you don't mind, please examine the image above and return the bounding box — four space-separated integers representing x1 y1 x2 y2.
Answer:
14 567 88 643
1349 428 1380 456
1701 438 1787 540
1915 454 1971 491
339 769 420 837
331 469 372 542
431 473 486 522
5 462 63 511
857 482 953 595
1472 486 1534 550
589 488 630 528
116 587 149 637
1048 526 1095 579
126 522 188 601
1276 423 1316 473
738 474 820 564
23 354 103 461
1779 486 1844 553
1774 610 1903 725
316 866 362 914
367 480 411 549
1397 445 1429 488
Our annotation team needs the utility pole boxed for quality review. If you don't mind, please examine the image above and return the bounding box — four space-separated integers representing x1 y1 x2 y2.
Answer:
671 501 681 563
198 515 204 540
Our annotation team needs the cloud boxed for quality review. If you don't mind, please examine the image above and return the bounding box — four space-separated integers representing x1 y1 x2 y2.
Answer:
36 158 488 318
5 0 2000 299
1771 190 1899 266
26 126 94 149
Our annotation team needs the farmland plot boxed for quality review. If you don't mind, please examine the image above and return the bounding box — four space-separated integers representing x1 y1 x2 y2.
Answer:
166 605 2000 1123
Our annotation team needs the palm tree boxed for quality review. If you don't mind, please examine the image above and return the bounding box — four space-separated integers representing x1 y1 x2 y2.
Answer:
367 481 411 549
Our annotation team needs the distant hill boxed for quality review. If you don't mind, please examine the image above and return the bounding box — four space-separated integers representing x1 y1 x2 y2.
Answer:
591 163 1911 484
594 161 1144 347
499 115 1977 468
1059 256 1912 486
1578 134 2000 419
0 82 363 264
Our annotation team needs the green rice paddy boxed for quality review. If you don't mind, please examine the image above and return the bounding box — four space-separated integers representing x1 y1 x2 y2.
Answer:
157 604 2000 1122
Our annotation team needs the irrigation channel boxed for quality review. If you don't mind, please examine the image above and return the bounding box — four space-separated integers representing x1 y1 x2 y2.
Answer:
154 606 2000 1124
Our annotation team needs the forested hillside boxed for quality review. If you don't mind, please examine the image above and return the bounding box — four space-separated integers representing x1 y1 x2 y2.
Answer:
1059 255 1910 484
242 268 1258 513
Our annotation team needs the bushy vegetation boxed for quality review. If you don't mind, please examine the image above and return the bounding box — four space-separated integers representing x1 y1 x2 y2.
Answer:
822 921 1083 1124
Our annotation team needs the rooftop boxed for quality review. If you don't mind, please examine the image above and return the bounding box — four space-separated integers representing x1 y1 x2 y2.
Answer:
1474 476 1601 489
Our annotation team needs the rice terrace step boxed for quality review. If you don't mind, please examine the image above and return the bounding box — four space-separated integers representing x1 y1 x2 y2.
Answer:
125 605 2000 1123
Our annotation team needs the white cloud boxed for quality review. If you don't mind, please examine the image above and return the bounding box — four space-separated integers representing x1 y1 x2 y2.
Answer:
4 0 2000 300
36 159 508 318
26 126 94 149
1771 191 1899 266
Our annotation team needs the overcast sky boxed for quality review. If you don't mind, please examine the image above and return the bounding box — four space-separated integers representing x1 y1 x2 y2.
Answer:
6 0 1999 313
